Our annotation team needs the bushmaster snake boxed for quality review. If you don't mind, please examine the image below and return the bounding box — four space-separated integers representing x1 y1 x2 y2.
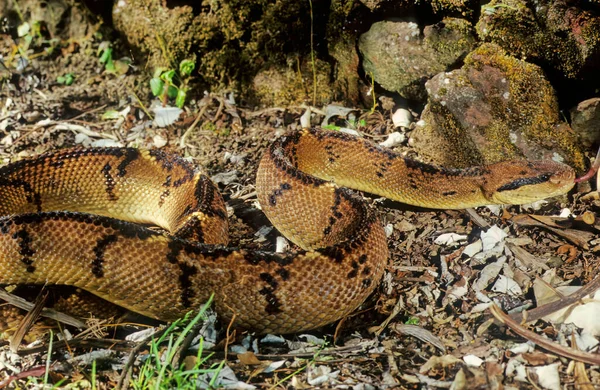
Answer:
0 128 575 334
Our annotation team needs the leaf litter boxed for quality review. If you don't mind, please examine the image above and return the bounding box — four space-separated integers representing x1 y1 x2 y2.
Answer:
1 44 600 390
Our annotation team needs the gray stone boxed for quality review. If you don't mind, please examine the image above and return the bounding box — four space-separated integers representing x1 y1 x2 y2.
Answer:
359 19 476 101
409 43 585 171
570 98 600 149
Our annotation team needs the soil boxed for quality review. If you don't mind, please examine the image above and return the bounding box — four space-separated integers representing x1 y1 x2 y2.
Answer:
1 19 600 390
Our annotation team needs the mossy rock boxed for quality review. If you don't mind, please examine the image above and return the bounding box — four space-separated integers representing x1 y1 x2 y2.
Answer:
410 43 585 171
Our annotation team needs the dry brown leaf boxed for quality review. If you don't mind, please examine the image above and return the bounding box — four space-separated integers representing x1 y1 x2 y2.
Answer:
521 351 558 366
238 351 262 366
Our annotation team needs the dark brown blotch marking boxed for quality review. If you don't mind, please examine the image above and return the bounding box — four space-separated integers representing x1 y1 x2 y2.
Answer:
116 148 139 177
0 179 42 212
101 162 118 201
259 272 282 314
442 191 457 196
268 182 292 206
91 234 118 277
347 260 360 279
158 189 170 207
194 175 227 219
178 261 197 308
323 189 344 236
276 267 290 281
12 228 36 272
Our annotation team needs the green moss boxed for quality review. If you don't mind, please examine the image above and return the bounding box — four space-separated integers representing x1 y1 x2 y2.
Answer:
425 18 476 63
427 0 477 17
464 43 585 170
476 0 587 78
113 0 317 99
419 101 484 167
250 58 334 107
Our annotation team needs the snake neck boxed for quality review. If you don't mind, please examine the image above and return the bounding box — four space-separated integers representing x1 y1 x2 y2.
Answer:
277 128 575 210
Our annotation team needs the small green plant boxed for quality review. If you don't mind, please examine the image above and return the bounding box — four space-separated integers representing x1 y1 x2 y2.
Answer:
56 73 75 85
322 118 367 132
481 2 519 15
97 41 130 75
131 296 224 389
150 59 196 108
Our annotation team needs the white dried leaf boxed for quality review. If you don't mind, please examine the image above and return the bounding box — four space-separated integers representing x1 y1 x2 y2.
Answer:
260 334 286 344
152 134 167 148
434 233 467 246
320 105 355 127
379 132 406 148
339 127 360 136
126 327 158 342
533 363 561 390
1 134 12 146
300 108 311 128
462 240 482 257
491 275 522 296
263 360 286 374
481 225 507 251
509 341 535 354
74 133 91 145
559 208 572 218
392 108 412 128
211 170 239 185
196 364 256 389
275 236 289 253
384 223 394 237
536 285 600 336
91 139 123 148
473 256 506 292
152 105 183 127
307 365 339 386
463 354 483 367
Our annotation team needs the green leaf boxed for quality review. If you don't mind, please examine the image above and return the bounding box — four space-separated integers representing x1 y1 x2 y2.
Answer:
99 47 112 64
150 78 164 97
405 317 419 325
175 89 187 108
322 124 341 131
179 60 195 77
17 23 30 38
153 67 166 78
101 110 121 120
167 85 178 99
161 69 176 83
56 73 75 85
64 73 75 85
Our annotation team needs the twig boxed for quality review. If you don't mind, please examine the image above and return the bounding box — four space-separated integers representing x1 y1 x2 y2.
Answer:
490 303 600 365
0 288 87 329
509 274 600 324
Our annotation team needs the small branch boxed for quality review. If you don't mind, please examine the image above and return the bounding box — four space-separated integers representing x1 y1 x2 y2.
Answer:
490 304 600 365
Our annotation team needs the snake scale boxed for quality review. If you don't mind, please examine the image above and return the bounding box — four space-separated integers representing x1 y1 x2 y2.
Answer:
0 128 576 334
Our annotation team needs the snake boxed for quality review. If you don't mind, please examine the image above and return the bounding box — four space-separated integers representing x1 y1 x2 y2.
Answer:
0 128 576 334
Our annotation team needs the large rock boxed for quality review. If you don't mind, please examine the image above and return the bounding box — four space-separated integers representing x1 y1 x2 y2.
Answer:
410 43 585 171
570 98 600 149
359 18 476 101
477 0 600 81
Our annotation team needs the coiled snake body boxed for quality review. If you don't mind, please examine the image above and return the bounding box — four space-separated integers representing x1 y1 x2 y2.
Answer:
0 128 575 334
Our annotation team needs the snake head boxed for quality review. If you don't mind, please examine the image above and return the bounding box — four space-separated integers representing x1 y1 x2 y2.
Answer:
484 160 576 205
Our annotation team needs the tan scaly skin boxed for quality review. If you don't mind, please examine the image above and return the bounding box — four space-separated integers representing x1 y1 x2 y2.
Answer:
0 128 576 334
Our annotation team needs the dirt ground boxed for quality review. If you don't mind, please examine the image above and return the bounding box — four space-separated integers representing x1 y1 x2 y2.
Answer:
1 25 600 390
